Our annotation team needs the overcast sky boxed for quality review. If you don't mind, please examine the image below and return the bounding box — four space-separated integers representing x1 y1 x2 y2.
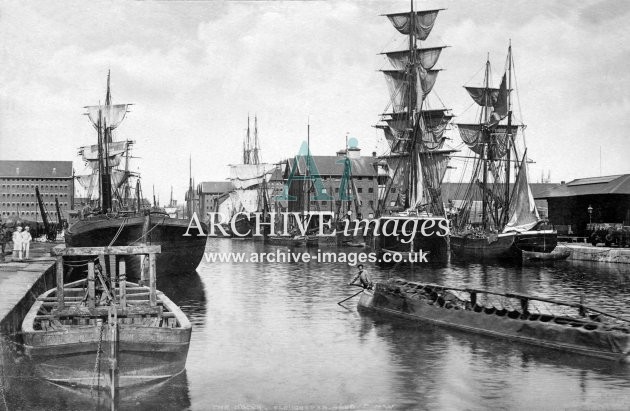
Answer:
1 0 628 203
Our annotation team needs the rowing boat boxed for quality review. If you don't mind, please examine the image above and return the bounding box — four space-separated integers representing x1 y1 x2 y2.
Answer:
357 278 630 362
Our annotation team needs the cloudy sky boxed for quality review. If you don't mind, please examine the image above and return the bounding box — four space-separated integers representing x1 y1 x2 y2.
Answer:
1 0 628 202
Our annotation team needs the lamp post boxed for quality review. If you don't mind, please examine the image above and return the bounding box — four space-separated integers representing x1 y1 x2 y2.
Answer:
587 205 593 225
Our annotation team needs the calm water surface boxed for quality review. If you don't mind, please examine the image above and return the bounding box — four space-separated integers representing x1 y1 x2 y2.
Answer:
1 239 629 410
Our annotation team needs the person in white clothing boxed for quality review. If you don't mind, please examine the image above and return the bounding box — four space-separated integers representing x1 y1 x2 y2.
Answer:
21 226 32 260
12 226 23 261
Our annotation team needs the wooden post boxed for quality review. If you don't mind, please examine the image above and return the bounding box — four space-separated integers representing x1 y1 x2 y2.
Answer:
109 254 117 303
87 260 96 309
140 256 148 287
119 259 126 308
149 253 156 307
56 256 64 310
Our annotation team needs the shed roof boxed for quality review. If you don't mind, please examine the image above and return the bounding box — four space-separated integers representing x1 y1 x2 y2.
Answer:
537 174 630 198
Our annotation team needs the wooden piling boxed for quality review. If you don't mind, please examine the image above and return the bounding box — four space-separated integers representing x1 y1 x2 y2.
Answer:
87 261 95 309
149 253 157 307
56 256 64 310
119 260 127 308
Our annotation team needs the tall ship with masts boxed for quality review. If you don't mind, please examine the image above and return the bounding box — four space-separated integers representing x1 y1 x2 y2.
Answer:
224 115 275 237
449 43 557 259
372 2 454 261
66 72 208 276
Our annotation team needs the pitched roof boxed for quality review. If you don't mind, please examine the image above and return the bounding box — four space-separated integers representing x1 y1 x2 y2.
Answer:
0 160 73 178
199 181 233 194
537 174 630 198
441 182 559 201
286 155 377 177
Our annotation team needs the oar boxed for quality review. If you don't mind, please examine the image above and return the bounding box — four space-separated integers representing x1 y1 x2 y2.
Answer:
337 289 364 306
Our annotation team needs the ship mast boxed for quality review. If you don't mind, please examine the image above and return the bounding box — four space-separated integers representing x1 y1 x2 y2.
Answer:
503 41 513 227
481 55 490 230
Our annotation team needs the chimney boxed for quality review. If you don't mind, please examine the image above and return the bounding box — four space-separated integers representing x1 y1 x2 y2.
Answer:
561 180 565 185
372 151 377 157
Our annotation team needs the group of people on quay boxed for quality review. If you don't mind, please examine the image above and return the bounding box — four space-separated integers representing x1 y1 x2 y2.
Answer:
0 224 33 262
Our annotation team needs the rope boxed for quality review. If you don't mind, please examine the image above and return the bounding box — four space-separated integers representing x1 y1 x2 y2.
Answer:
129 215 166 245
107 216 128 246
90 321 106 396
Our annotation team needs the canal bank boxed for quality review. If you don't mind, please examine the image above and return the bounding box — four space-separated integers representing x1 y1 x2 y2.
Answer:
0 242 58 333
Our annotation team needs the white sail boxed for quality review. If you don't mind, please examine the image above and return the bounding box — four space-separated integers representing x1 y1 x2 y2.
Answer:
503 157 540 233
85 104 130 130
229 163 275 190
79 141 130 169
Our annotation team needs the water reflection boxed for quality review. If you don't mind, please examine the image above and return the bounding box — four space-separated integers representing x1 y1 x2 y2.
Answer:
1 238 629 409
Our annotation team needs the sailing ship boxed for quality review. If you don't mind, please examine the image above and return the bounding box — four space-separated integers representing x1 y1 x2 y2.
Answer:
449 44 557 259
223 116 275 238
371 2 453 261
357 278 630 362
66 72 207 277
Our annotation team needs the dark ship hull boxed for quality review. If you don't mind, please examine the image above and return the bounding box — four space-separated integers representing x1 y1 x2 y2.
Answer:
451 229 558 260
373 215 450 264
65 214 207 277
358 279 630 362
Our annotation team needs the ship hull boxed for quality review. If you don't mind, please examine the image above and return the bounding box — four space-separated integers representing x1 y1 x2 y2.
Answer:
450 232 517 260
373 215 449 264
65 214 207 277
358 281 630 362
514 229 558 253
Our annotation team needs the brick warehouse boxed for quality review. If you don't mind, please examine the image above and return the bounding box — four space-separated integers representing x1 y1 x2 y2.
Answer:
0 160 74 223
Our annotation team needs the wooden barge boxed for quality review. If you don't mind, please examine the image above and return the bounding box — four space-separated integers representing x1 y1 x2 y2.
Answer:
358 278 630 362
21 245 191 394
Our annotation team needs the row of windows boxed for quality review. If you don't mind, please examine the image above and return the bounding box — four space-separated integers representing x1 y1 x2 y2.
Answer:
1 202 68 208
1 210 65 217
1 184 69 190
310 200 375 207
0 178 70 183
1 193 69 198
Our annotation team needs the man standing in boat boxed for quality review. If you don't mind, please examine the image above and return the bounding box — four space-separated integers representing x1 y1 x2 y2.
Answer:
348 264 373 290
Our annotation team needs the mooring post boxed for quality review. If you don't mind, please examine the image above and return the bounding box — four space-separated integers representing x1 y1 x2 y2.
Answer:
56 256 64 310
149 253 157 306
87 260 96 309
108 307 119 401
119 260 127 309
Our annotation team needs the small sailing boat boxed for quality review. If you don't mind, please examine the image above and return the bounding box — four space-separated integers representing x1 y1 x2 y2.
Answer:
370 2 453 261
66 72 207 277
449 43 557 260
22 245 191 392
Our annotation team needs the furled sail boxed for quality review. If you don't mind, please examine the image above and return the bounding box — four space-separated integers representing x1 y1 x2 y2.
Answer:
76 171 127 201
85 104 130 130
465 87 500 107
382 69 440 112
503 156 539 233
383 47 445 71
385 9 441 40
79 141 130 169
457 123 518 159
419 151 450 214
